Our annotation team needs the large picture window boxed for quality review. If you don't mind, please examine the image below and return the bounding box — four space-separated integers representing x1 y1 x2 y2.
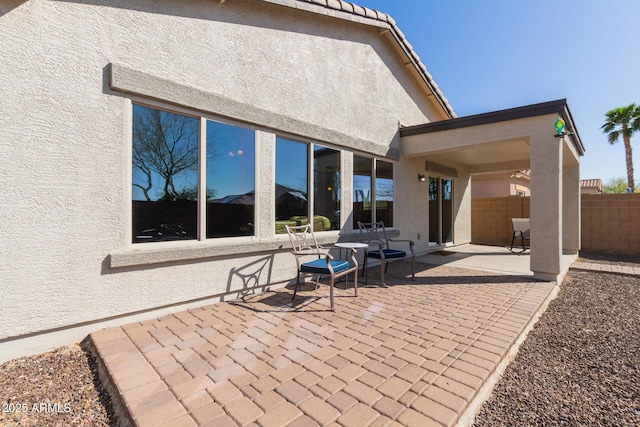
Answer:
376 160 394 226
131 104 255 243
353 156 373 225
206 120 255 238
314 145 341 231
275 138 341 234
275 138 308 235
353 156 394 227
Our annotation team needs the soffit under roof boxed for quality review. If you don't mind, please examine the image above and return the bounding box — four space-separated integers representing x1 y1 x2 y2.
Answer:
399 99 585 173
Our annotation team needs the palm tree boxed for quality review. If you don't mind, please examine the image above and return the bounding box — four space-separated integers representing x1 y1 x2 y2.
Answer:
601 103 640 192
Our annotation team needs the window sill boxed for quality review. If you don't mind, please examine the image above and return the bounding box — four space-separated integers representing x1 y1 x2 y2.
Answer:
110 239 283 269
108 230 384 269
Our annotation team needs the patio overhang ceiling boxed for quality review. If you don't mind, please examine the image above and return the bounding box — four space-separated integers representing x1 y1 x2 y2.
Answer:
399 99 585 174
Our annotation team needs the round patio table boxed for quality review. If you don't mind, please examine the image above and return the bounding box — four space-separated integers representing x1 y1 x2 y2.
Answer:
334 242 368 289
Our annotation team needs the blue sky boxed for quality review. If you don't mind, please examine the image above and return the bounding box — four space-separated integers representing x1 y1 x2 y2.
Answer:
355 0 640 184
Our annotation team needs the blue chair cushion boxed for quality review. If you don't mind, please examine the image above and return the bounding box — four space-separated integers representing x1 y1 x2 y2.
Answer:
367 249 406 259
301 259 351 274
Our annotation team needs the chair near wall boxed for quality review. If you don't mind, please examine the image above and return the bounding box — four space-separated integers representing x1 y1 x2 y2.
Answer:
510 218 530 254
357 221 415 286
285 224 358 311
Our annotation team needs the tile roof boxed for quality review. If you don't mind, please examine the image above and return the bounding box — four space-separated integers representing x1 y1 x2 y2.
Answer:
262 0 456 119
581 179 602 189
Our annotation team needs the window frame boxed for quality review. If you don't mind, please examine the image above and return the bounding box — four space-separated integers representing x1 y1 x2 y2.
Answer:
126 97 259 249
352 155 395 228
274 135 344 235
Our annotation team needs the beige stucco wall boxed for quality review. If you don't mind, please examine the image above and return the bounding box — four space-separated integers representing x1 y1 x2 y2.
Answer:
0 0 446 357
471 173 531 198
394 157 471 250
581 187 601 195
472 176 511 198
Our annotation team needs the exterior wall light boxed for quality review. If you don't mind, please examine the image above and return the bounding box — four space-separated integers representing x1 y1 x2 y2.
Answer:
418 174 426 182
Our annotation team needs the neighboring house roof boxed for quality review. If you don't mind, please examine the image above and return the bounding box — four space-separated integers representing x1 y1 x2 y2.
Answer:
581 179 603 193
212 184 307 205
263 0 456 119
210 193 256 205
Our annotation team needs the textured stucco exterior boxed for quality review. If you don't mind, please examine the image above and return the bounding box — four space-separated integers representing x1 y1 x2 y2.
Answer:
1 0 450 358
471 171 531 198
0 0 583 361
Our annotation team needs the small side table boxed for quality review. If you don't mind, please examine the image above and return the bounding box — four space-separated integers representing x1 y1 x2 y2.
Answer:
334 242 368 289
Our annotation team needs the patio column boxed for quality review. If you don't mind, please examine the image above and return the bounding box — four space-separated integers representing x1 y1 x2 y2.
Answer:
530 134 562 281
563 163 580 254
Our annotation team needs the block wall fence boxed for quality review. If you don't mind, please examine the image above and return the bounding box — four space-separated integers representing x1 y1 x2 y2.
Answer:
471 194 640 255
471 196 530 247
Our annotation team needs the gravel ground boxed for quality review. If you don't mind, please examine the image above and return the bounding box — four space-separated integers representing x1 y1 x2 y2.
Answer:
578 250 640 268
473 267 640 426
0 342 116 426
1 253 638 427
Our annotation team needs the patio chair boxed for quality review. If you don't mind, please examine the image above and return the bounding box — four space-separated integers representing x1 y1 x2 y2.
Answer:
357 221 415 286
510 218 530 254
285 224 358 311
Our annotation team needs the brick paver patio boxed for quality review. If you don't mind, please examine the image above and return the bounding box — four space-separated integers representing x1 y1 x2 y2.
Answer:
89 261 557 427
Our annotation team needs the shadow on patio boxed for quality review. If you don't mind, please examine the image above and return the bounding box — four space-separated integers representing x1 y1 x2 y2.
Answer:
88 260 558 427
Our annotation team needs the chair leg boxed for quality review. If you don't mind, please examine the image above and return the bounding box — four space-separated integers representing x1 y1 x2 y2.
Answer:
329 276 335 311
360 256 367 277
353 269 358 297
292 272 301 301
411 256 415 281
520 232 526 252
380 260 386 286
510 232 516 251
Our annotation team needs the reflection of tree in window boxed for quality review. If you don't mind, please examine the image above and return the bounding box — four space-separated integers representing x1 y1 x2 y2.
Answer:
131 106 257 242
132 105 199 243
132 105 199 201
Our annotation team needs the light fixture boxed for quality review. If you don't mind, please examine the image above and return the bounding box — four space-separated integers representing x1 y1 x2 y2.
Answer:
418 174 426 182
554 117 565 136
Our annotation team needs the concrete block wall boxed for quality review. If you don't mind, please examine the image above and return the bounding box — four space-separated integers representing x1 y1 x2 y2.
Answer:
471 196 529 246
472 194 640 255
581 194 640 255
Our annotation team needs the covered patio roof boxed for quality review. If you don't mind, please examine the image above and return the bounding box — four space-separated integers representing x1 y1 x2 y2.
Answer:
398 99 585 282
399 99 584 174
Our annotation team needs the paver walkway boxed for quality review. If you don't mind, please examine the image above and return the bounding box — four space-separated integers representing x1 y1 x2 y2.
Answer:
89 262 558 427
570 260 640 276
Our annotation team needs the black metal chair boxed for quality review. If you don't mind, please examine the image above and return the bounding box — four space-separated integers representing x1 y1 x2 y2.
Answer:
357 221 415 286
285 224 358 311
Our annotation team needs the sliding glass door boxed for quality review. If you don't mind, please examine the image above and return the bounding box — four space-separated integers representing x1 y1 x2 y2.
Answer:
429 177 453 246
